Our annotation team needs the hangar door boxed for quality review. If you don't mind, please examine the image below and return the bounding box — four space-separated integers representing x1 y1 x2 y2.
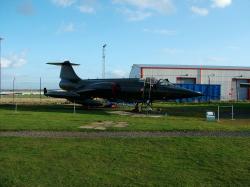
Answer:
177 77 196 84
235 79 250 100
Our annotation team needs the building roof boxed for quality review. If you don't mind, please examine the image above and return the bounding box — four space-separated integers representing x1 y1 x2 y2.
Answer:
132 64 250 70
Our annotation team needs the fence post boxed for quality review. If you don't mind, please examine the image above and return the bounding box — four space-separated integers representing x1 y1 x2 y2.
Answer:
40 77 42 104
217 105 220 121
232 105 234 120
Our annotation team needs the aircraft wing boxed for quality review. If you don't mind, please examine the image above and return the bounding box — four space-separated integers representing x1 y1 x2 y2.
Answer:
44 88 103 106
75 82 118 94
240 83 250 88
44 88 80 98
75 88 95 94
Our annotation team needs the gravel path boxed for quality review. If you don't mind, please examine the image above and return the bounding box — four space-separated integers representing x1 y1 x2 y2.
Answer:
0 131 249 138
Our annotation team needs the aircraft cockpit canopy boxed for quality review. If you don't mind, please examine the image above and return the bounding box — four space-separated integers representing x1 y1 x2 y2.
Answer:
143 77 175 87
157 79 174 86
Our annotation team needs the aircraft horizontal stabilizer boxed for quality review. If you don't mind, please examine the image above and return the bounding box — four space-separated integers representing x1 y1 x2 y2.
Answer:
44 88 80 98
47 60 80 66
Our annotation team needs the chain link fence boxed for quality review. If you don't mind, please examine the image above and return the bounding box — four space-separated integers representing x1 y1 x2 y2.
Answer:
0 77 67 105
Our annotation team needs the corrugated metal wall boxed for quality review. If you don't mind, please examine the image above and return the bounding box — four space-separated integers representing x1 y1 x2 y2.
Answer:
175 84 221 102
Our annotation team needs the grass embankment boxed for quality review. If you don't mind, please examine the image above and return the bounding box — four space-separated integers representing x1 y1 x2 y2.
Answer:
0 137 249 186
0 103 250 131
0 97 66 104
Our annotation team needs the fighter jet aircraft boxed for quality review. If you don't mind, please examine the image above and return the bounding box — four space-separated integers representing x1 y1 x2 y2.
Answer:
44 61 202 108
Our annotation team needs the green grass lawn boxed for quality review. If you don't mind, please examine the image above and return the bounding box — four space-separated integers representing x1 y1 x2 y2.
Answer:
0 103 250 131
0 103 249 132
0 137 249 186
1 103 250 186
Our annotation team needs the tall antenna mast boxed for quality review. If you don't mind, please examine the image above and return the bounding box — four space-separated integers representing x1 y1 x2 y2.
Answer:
102 44 107 79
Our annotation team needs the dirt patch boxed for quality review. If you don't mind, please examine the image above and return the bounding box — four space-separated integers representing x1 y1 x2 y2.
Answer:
79 121 128 130
108 111 163 118
114 122 128 128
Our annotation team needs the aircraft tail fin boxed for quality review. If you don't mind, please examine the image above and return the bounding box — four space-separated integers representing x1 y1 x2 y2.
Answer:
47 61 80 81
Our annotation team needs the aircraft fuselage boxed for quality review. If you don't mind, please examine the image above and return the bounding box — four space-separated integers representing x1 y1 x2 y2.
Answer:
44 61 202 106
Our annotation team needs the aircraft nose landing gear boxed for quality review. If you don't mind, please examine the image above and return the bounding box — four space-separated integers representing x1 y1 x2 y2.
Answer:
132 100 153 113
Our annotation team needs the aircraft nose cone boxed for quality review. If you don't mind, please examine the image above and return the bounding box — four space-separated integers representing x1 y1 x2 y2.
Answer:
157 85 203 100
196 91 203 97
173 87 203 99
185 90 203 97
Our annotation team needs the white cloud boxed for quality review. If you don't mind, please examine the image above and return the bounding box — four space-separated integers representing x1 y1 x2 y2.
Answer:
191 6 209 16
1 52 27 68
113 0 175 14
51 0 175 19
52 0 98 14
57 22 75 33
120 8 152 21
106 69 129 78
212 0 232 8
113 0 175 21
78 4 95 13
51 0 76 7
143 28 177 35
78 0 98 14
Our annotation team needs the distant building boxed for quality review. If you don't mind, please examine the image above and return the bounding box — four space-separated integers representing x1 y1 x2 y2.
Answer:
130 64 250 101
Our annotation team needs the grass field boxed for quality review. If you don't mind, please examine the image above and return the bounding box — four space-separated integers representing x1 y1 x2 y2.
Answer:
0 97 66 104
0 103 250 131
0 137 249 186
0 102 250 186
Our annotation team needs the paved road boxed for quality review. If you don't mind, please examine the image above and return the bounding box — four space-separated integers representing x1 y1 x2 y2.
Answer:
0 131 249 138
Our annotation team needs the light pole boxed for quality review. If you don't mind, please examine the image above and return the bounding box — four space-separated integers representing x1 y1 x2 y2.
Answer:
0 37 3 99
102 44 107 79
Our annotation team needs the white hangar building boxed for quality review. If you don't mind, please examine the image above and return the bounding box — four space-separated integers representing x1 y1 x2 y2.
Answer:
129 64 250 101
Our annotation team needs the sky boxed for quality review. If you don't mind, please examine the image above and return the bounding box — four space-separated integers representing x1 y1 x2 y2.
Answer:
0 0 250 89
